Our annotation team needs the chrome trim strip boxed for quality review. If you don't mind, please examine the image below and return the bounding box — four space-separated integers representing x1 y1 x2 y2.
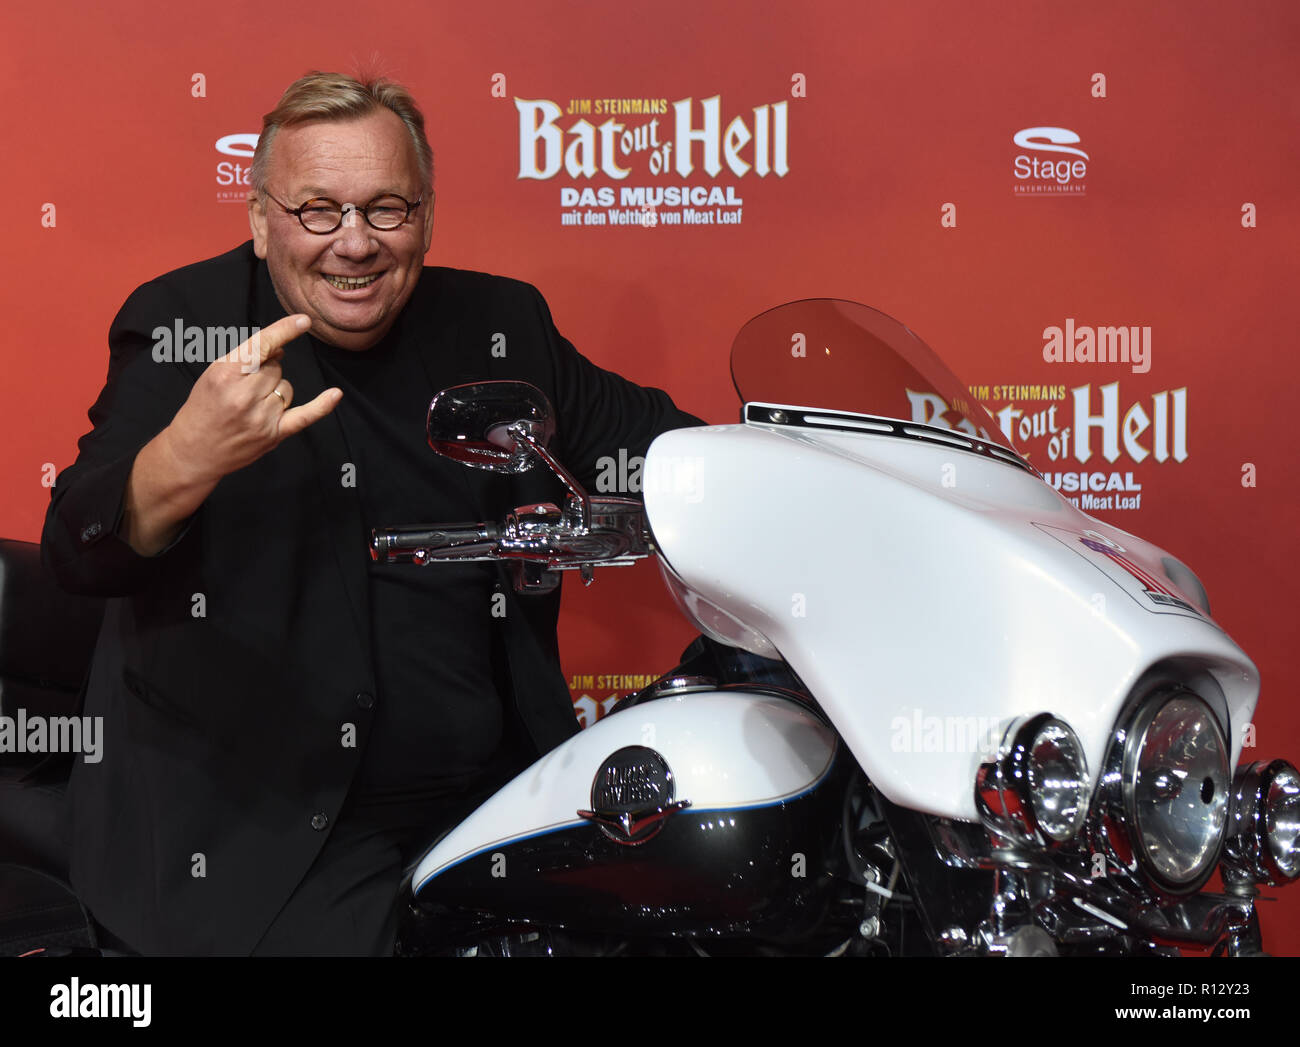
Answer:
743 402 1038 476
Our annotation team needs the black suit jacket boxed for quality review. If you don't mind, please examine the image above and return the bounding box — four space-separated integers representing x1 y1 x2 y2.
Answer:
41 242 699 954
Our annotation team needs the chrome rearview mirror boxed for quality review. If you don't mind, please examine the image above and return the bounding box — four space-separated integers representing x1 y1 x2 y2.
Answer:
377 379 652 593
426 381 557 474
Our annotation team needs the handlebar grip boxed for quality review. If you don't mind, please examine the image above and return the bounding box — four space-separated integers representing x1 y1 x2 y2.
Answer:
370 522 502 563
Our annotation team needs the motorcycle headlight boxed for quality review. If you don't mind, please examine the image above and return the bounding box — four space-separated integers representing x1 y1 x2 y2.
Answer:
1123 693 1230 891
1265 765 1300 878
1222 759 1300 886
976 714 1090 847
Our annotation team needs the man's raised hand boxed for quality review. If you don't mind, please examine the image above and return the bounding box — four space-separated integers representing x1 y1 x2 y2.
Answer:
165 314 342 485
121 314 342 556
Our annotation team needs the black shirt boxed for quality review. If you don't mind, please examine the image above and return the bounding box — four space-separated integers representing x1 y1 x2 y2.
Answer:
314 331 526 844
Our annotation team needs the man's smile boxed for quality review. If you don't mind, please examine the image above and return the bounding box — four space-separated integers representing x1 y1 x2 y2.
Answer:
324 272 381 291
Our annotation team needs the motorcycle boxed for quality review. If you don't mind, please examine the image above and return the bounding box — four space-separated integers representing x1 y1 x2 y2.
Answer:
371 299 1300 957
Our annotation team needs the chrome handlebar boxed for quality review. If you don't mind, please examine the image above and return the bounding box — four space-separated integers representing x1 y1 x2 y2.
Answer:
370 496 652 592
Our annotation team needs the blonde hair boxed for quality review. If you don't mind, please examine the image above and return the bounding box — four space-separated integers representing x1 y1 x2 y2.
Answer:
251 71 434 193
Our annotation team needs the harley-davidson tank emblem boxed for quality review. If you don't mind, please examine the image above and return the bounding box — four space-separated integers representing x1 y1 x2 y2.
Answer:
577 745 691 845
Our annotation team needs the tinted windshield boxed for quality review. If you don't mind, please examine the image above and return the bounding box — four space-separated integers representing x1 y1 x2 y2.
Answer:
730 299 1014 451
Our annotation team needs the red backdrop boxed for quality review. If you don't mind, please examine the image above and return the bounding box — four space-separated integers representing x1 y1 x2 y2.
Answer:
3 0 1297 952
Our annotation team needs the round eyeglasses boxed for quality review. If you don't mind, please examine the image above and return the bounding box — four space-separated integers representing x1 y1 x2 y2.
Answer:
263 191 423 234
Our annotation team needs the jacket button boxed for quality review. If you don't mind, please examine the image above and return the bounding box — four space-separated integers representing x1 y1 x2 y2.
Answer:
355 691 374 709
80 522 102 543
310 812 329 831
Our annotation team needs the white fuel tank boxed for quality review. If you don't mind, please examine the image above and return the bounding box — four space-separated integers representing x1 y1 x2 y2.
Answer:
413 689 836 894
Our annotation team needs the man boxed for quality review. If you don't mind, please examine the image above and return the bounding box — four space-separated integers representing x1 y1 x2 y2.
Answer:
42 72 700 955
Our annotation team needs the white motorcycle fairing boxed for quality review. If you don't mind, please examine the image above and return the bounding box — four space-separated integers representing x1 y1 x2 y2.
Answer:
642 409 1259 825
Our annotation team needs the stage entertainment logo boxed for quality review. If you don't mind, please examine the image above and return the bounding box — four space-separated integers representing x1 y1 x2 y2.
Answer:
215 133 258 204
1012 126 1088 196
516 94 790 228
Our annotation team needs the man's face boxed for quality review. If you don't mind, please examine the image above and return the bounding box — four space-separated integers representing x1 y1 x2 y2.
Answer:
248 108 434 351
